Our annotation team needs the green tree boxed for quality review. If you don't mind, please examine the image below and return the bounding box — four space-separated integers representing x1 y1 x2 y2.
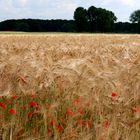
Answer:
130 10 140 23
87 6 117 32
87 6 97 32
130 10 140 33
74 7 88 32
97 8 117 32
15 22 29 32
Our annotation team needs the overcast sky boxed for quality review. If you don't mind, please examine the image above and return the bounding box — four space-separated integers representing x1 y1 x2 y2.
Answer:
0 0 140 22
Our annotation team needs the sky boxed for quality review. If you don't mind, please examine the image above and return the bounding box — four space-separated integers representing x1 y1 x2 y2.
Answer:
0 0 140 22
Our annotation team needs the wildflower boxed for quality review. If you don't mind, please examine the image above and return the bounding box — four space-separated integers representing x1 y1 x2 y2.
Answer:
85 118 92 125
66 109 74 115
28 101 37 108
8 108 16 114
27 112 33 118
82 118 92 128
0 102 5 109
56 125 64 131
111 91 117 97
50 120 55 126
132 106 140 112
10 95 17 99
77 108 83 115
47 129 53 134
73 97 81 104
102 120 109 128
76 118 82 124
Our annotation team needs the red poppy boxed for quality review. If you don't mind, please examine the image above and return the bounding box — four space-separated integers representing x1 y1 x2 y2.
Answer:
8 108 16 114
0 102 5 109
10 95 17 99
111 91 117 97
82 119 92 128
50 120 56 126
56 125 64 131
77 108 83 115
47 129 53 134
27 112 33 118
102 120 109 128
66 109 74 115
73 97 81 104
85 118 92 125
76 118 82 124
28 101 37 107
132 107 140 112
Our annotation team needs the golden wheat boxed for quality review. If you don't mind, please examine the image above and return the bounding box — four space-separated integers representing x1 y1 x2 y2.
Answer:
0 33 140 140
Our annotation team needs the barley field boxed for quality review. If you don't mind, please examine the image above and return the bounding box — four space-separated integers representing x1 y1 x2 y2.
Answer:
0 33 140 140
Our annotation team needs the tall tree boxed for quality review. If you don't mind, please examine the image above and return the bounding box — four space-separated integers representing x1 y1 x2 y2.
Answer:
96 8 117 32
74 7 88 32
87 6 97 32
130 10 140 33
130 10 140 23
87 6 117 32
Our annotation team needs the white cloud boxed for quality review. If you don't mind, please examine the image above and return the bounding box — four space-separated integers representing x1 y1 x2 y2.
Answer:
20 0 28 6
0 0 140 21
120 0 134 6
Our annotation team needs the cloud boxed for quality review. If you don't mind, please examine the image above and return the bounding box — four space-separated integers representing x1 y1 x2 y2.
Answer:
0 0 78 20
119 0 134 6
0 0 140 21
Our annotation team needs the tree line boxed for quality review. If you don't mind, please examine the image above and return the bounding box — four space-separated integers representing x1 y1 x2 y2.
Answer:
0 6 140 33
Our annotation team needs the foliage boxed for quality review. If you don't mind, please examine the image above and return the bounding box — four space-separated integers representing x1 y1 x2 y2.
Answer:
130 10 140 23
0 7 139 33
74 7 89 32
87 6 117 32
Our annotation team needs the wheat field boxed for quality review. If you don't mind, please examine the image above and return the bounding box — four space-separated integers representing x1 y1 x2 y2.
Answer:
0 33 140 140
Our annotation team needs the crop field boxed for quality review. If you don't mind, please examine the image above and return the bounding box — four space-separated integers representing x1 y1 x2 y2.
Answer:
0 33 140 140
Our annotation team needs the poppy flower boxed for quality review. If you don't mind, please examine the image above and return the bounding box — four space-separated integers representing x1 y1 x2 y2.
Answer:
8 108 16 114
85 118 92 125
76 118 82 124
82 119 92 128
47 129 53 134
0 102 5 109
66 109 74 115
56 125 64 131
27 112 33 118
28 101 37 107
77 108 84 115
132 107 140 112
10 95 17 99
50 120 56 126
73 97 81 104
111 91 117 97
102 120 109 128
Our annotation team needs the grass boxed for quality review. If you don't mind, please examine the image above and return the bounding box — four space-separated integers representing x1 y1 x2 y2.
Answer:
0 33 140 140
